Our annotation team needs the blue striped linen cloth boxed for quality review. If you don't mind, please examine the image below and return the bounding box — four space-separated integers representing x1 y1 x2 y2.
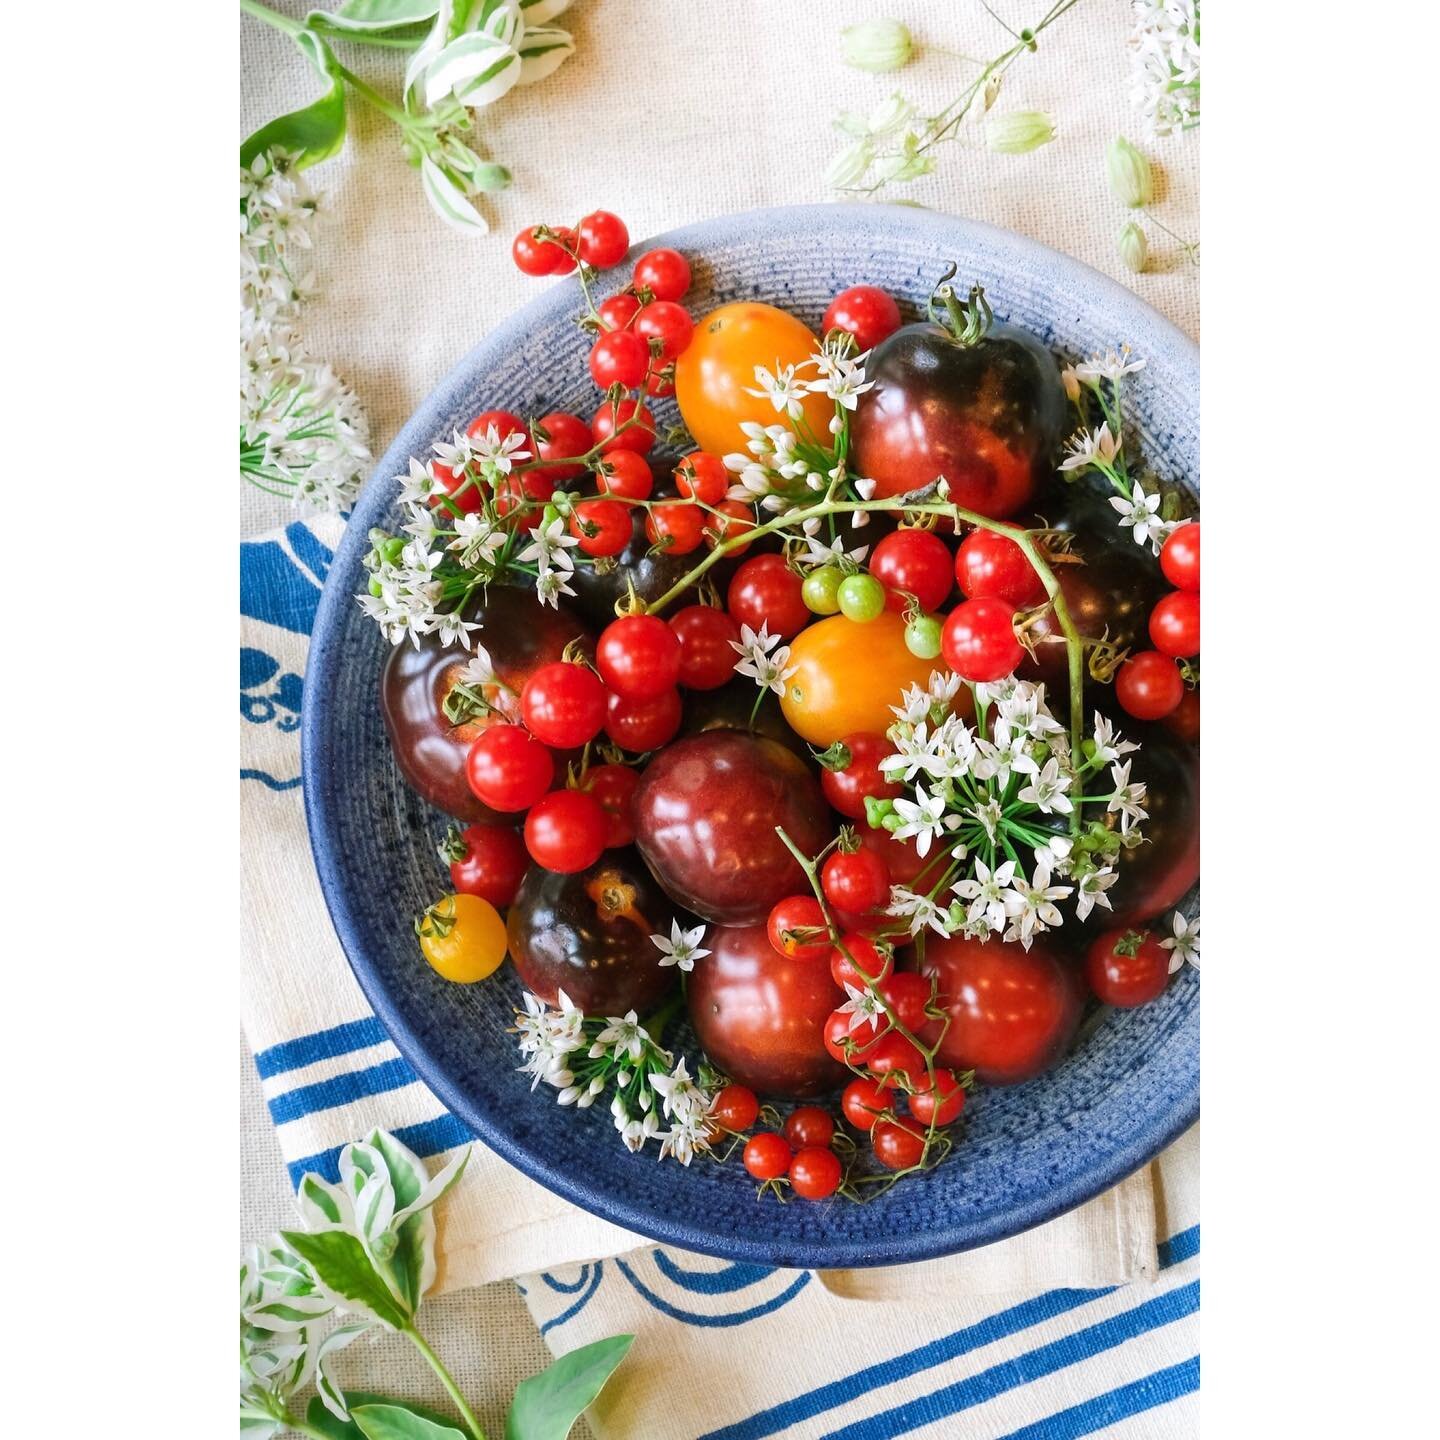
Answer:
241 516 1198 1436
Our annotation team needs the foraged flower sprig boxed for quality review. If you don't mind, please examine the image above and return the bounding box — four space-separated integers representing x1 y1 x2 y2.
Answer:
1127 0 1201 136
240 149 370 512
513 989 718 1164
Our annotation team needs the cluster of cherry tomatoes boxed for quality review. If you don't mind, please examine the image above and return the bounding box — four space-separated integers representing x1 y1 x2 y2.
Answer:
1113 523 1200 725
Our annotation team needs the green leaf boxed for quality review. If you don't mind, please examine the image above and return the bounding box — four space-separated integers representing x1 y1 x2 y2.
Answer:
504 1335 634 1440
315 0 439 32
240 28 346 171
306 1394 462 1440
279 1230 411 1329
364 1130 435 1314
515 25 573 84
419 158 489 235
353 1403 469 1440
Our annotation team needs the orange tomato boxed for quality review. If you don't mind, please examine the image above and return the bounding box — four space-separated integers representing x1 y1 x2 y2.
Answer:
780 612 961 747
675 302 833 455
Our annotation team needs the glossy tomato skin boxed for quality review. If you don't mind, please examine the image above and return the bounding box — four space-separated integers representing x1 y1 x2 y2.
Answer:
633 731 831 924
955 525 1046 607
604 687 683 753
680 680 808 757
688 922 847 1098
917 934 1083 1085
417 894 508 983
781 612 953 747
851 320 1066 517
1116 651 1184 720
942 597 1024 682
675 302 833 455
823 285 902 353
868 528 954 612
581 763 641 848
530 411 594 486
506 848 680 1014
519 662 607 749
1085 926 1172 1008
380 587 590 822
524 789 609 874
449 824 529 908
1149 590 1200 659
1160 523 1200 592
728 554 810 639
820 732 904 820
670 605 741 690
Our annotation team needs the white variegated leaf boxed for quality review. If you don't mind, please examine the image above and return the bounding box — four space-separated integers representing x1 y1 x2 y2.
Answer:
474 0 524 46
315 1321 376 1421
241 1415 283 1438
316 0 440 32
297 1173 349 1230
424 31 522 109
243 1291 336 1332
405 0 455 98
364 1128 428 1200
516 24 574 83
390 1146 471 1230
354 1166 396 1246
420 159 490 235
338 1140 385 1204
520 0 572 23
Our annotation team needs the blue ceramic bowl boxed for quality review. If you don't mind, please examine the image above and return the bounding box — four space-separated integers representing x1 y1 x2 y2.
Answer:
303 204 1198 1269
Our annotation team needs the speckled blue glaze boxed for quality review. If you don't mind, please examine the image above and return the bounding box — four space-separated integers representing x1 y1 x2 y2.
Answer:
303 204 1199 1269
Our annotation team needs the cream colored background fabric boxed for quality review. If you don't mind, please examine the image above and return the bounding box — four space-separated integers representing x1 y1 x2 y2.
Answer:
240 2 1199 1431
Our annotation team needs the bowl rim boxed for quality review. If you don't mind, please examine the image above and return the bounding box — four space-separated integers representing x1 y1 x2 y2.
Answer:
302 201 1199 1267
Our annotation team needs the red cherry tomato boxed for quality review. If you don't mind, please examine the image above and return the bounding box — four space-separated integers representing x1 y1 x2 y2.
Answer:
569 498 632 558
866 1029 927 1081
824 1008 881 1066
855 817 930 887
591 397 655 455
633 247 691 301
448 823 529 907
712 1083 760 1133
512 225 562 276
871 1118 926 1170
519 662 607 749
1115 651 1184 720
529 411 593 487
589 329 650 389
821 849 891 915
544 226 578 274
784 1106 835 1150
942 598 1024 682
877 971 931 1031
841 1076 891 1131
604 687 682 752
597 292 640 332
643 364 676 398
580 762 640 848
830 933 893 991
674 452 728 506
907 1070 967 1127
596 615 681 700
432 410 530 512
868 529 954 613
767 896 832 963
670 605 741 690
576 210 629 268
728 554 809 638
819 732 903 820
595 449 653 501
789 1145 843 1200
465 726 554 812
955 526 1046 606
523 789 608 873
1085 927 1172 1008
1149 590 1200 659
645 501 706 555
823 285 902 354
1163 687 1201 746
635 300 694 362
1160 523 1200 592
705 500 757 554
742 1131 791 1181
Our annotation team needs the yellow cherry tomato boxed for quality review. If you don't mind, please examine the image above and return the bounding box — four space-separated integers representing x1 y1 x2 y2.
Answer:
415 893 507 983
675 302 834 455
780 612 954 747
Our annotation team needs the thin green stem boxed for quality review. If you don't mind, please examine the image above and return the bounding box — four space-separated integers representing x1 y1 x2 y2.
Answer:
239 0 303 37
403 1325 489 1440
239 1405 332 1440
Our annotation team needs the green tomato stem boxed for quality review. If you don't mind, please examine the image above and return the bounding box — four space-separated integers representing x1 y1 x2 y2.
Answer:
402 1325 489 1440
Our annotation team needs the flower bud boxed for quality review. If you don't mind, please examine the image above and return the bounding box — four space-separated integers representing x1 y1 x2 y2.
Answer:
841 18 913 74
1106 136 1154 208
825 140 874 189
985 111 1055 155
866 93 913 136
1117 221 1149 273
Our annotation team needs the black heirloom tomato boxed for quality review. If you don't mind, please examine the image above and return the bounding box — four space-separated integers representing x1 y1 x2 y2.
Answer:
851 279 1066 518
506 848 680 1015
379 586 591 822
688 923 847 1099
632 731 831 925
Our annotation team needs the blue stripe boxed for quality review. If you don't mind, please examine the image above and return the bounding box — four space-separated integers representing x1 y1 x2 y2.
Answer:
285 1112 474 1187
1158 1223 1200 1270
616 1256 811 1328
267 1056 419 1125
993 1355 1200 1440
241 768 303 791
540 1261 605 1336
542 1265 595 1295
254 1018 389 1079
652 1250 778 1294
821 1281 1200 1440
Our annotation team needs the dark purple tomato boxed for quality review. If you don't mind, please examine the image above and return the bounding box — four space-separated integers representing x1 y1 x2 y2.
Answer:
505 848 680 1015
379 587 591 821
688 923 848 1098
632 731 831 924
851 287 1066 517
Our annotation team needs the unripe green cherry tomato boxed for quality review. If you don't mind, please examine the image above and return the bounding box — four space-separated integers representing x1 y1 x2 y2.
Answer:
802 566 844 614
837 573 886 623
904 614 943 658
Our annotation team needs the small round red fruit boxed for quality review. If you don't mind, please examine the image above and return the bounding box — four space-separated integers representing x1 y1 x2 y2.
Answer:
819 732 904 821
595 449 653 501
523 789 608 873
1160 524 1200 592
591 397 655 455
711 1083 760 1133
1085 927 1173 1008
633 247 691 301
768 896 831 963
907 1070 967 1127
604 688 682 752
512 225 562 276
1115 651 1184 720
447 823 529 908
871 1118 926 1171
830 933 892 991
821 848 890 915
635 300 694 362
596 615 681 701
868 528 954 612
589 329 649 389
942 598 1024 682
576 210 629 268
597 292 640 332
569 499 632 558
841 1076 891 1131
580 762 640 848
742 1132 791 1181
465 726 554 812
728 554 809 639
783 1106 835 1151
1148 590 1200 659
789 1145 842 1200
645 501 706 555
823 285 902 353
955 526 1046 607
670 605 741 690
674 452 728 506
704 500 758 554
530 411 593 486
519 662 607 749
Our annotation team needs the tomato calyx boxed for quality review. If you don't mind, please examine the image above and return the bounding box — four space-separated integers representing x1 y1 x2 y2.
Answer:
435 822 469 865
413 897 458 939
927 269 994 349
